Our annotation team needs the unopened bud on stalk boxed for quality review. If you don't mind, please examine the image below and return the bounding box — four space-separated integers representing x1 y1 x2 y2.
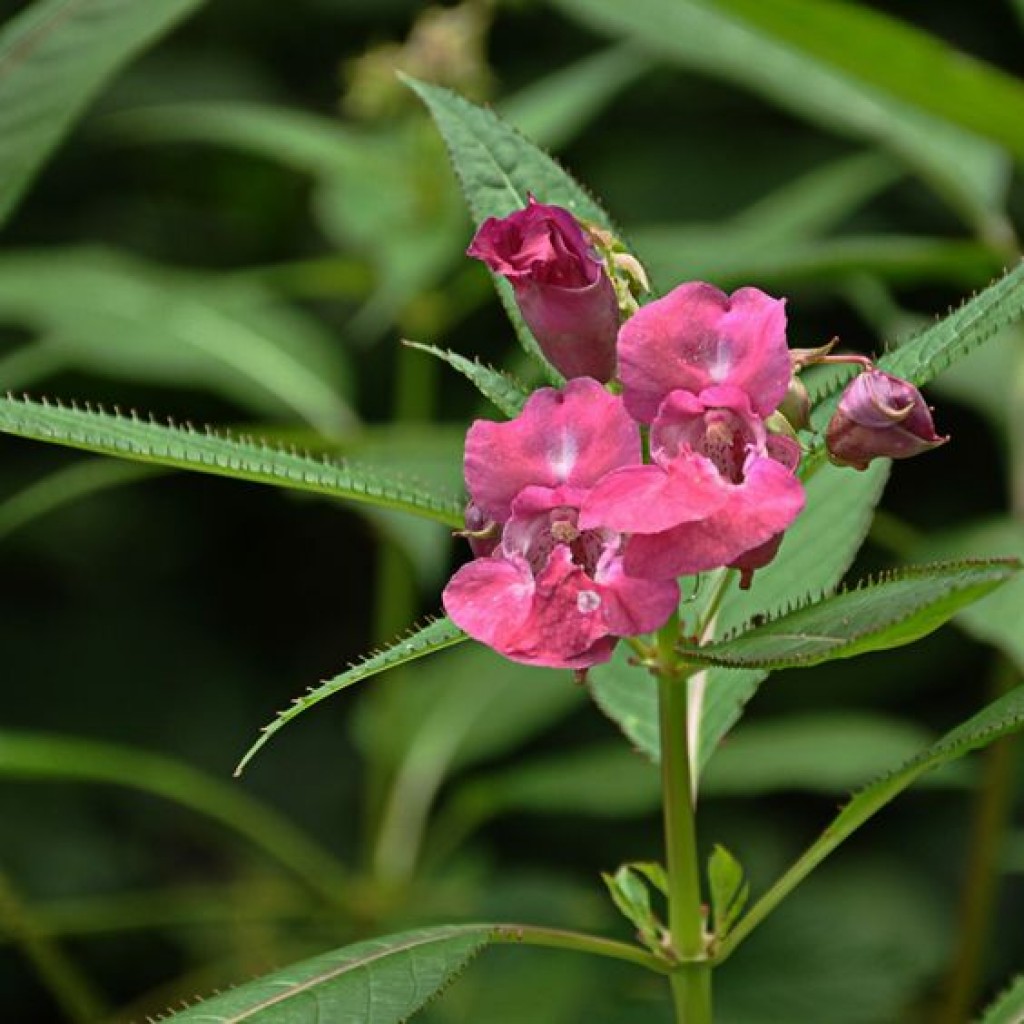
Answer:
467 198 620 381
826 369 948 470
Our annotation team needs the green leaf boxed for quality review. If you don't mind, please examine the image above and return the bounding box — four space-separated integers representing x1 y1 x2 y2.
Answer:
701 714 970 797
978 975 1024 1024
589 459 890 766
601 865 665 951
716 0 1024 165
442 712 967 835
679 560 1019 671
0 730 350 904
716 681 1024 961
0 0 204 227
0 394 464 526
910 519 1024 675
811 262 1024 432
360 643 582 882
879 262 1024 389
634 232 1001 295
403 341 529 417
0 249 356 436
236 618 469 775
553 0 1008 230
405 75 613 366
162 925 493 1023
708 845 749 942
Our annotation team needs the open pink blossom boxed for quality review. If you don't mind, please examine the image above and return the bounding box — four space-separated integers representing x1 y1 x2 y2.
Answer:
443 378 679 668
581 385 805 584
618 282 791 422
826 369 948 470
467 198 619 381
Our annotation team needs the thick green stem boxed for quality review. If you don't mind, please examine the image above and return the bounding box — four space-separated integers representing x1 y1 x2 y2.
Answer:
657 619 712 1023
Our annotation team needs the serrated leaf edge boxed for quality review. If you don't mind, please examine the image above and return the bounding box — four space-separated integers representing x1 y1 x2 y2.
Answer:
681 558 1019 669
235 615 468 775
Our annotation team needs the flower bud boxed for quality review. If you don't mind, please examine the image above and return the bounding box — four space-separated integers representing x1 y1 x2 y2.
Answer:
466 198 619 381
826 369 948 470
777 375 811 432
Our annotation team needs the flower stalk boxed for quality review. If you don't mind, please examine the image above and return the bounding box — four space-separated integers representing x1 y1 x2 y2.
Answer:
657 617 713 1023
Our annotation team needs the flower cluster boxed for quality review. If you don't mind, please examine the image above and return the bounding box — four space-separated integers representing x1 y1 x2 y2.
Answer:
445 200 944 670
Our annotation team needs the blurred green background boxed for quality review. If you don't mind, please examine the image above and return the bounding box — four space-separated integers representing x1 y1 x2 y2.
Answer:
1 1 1023 1021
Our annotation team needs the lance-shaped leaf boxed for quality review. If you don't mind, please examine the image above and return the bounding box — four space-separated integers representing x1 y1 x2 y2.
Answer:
236 618 468 775
552 0 1008 232
0 394 464 527
810 261 1024 431
162 925 493 1023
0 730 350 905
0 0 205 227
405 75 614 366
403 341 529 417
677 561 1018 671
715 675 1024 961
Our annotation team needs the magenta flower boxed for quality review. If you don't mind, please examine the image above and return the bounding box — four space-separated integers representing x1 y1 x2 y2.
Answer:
443 378 679 669
617 281 791 422
581 385 805 584
826 369 948 470
467 198 620 382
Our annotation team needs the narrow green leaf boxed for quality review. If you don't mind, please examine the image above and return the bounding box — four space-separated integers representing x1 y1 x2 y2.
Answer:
553 0 1008 229
911 519 1024 674
0 731 350 905
978 975 1024 1024
0 394 464 527
405 74 613 366
601 866 665 951
701 714 970 797
237 618 468 775
634 232 1000 295
708 845 749 941
811 262 1024 433
500 45 650 152
0 249 356 436
717 679 1024 961
162 925 493 1023
717 0 1024 164
679 561 1019 671
403 341 529 417
880 262 1024 389
0 0 204 227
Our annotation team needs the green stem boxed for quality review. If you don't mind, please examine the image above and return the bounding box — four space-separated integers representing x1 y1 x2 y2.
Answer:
657 619 713 1023
0 867 107 1023
938 657 1021 1024
490 924 672 975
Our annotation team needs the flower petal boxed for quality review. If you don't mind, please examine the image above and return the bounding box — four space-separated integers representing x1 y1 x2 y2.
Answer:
623 455 805 579
579 457 727 535
595 554 681 636
619 282 790 421
466 378 640 522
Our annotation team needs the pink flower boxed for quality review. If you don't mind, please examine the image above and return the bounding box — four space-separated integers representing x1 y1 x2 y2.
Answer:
467 198 620 382
826 369 948 470
443 378 679 668
617 281 791 422
581 385 805 584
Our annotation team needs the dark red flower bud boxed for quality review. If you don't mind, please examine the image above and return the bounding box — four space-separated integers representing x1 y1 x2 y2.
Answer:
826 369 948 471
466 197 619 381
